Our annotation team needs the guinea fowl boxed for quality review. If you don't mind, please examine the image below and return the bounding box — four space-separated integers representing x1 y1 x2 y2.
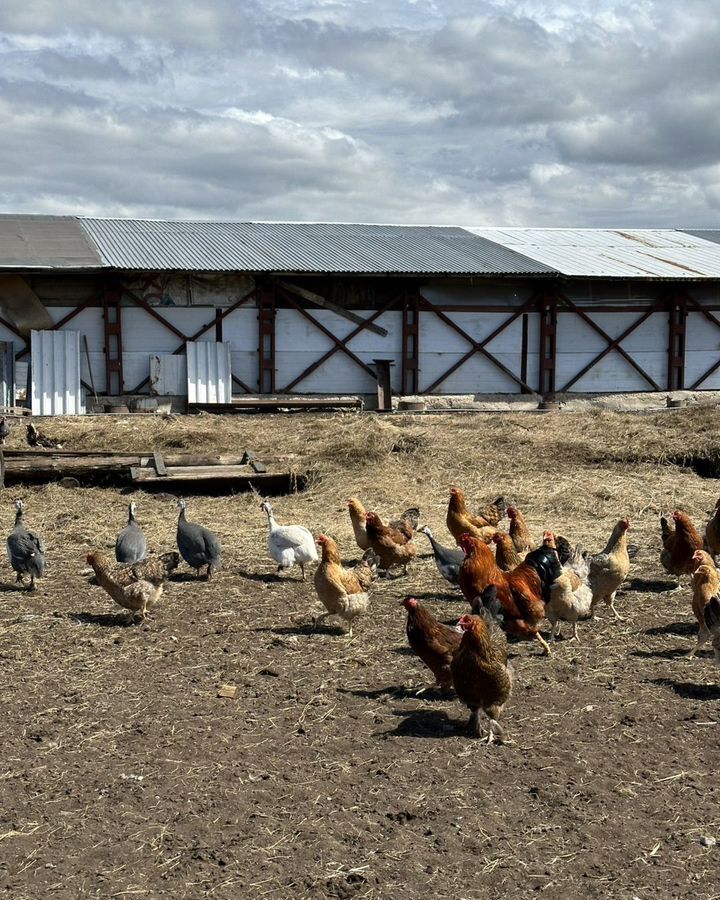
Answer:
417 525 464 586
0 417 10 445
261 500 318 580
7 499 45 590
176 498 222 578
115 502 148 564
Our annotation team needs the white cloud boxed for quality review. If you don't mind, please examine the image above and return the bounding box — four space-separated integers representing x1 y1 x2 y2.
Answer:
0 1 719 225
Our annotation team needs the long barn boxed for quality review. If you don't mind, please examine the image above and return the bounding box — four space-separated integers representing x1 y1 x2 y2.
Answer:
2 215 720 410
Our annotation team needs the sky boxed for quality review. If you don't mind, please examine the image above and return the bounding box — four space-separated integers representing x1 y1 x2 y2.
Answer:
0 0 719 226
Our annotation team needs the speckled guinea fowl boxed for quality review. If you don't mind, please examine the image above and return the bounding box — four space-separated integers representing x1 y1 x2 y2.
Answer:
176 498 222 578
115 502 148 564
7 499 45 590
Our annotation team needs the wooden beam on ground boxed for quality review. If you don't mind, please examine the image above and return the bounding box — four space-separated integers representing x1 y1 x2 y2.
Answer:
153 450 167 476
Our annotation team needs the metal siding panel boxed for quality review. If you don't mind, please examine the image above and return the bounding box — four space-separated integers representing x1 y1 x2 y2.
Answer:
31 329 83 415
186 341 231 403
150 354 187 395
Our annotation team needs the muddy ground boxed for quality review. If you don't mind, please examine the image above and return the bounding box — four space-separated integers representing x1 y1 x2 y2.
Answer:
1 409 719 899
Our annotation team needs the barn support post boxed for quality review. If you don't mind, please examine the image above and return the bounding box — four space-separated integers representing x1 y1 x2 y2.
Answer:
257 282 276 394
668 294 687 390
103 281 124 396
538 291 558 396
520 313 530 393
401 291 420 395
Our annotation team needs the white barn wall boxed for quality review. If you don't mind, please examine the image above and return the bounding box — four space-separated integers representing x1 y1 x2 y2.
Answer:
685 312 720 389
555 311 669 392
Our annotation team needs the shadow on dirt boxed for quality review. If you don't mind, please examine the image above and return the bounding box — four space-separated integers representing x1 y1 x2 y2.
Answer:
68 612 138 628
383 707 460 739
339 684 451 702
645 621 696 637
650 677 720 701
627 577 679 593
236 569 287 584
406 591 462 603
254 623 346 637
631 647 693 660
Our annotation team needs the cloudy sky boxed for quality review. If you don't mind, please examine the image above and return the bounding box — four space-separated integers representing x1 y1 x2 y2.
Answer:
0 0 719 226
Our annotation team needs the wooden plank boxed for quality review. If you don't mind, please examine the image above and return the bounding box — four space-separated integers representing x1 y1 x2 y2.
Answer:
153 450 167 476
189 397 362 412
277 280 389 337
130 465 296 483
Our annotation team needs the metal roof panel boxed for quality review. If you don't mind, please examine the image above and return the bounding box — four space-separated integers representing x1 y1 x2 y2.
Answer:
0 215 103 269
77 219 556 276
468 227 720 278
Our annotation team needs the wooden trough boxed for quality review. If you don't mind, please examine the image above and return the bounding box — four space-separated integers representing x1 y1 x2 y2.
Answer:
0 449 303 491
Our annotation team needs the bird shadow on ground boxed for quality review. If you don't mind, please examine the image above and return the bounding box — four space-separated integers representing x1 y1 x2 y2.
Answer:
236 569 287 584
650 677 720 701
67 612 137 628
381 708 460 739
645 621 696 637
0 583 33 593
169 572 208 584
339 684 450 702
630 647 694 660
389 646 415 656
254 623 345 637
626 577 678 593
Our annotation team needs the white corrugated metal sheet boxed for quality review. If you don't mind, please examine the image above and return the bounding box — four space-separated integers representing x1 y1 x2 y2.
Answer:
31 330 84 415
469 228 720 278
186 341 232 404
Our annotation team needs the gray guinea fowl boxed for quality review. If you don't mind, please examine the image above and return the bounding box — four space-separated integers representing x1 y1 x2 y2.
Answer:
7 499 45 590
176 498 222 578
115 501 148 564
0 417 10 445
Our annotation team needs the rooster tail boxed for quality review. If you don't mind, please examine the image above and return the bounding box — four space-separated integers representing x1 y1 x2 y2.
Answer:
399 507 421 531
474 584 505 625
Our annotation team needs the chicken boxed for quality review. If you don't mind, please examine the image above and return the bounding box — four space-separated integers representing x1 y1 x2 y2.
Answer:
660 510 703 590
450 598 513 743
313 535 378 636
546 571 593 643
417 525 464 586
457 534 561 654
588 517 631 619
703 595 720 664
0 417 10 446
90 551 180 590
365 512 416 575
543 531 586 592
689 551 720 658
507 506 535 553
446 488 497 545
347 498 371 551
492 531 523 571
347 498 417 551
402 597 461 691
704 498 720 561
86 550 162 622
476 496 507 528
26 422 62 449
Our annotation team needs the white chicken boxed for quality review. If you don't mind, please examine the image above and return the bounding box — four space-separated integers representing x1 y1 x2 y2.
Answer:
543 533 593 642
260 500 318 579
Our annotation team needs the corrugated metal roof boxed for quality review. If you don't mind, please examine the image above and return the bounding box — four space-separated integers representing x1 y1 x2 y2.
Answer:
77 219 555 276
0 215 103 269
468 228 720 279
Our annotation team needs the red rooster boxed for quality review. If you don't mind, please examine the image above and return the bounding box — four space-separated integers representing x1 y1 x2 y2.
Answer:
457 533 561 655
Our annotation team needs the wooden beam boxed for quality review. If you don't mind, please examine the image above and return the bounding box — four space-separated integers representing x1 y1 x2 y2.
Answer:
277 293 401 393
559 294 661 391
668 294 686 390
538 291 557 395
559 304 659 392
277 280 389 337
420 297 536 394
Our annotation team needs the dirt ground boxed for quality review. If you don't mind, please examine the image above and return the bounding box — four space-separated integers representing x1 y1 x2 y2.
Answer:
1 409 720 899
